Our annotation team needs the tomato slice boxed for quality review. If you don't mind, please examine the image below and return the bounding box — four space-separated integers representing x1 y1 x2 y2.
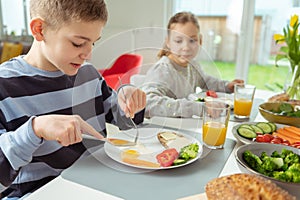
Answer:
156 148 179 167
255 134 273 143
206 90 218 98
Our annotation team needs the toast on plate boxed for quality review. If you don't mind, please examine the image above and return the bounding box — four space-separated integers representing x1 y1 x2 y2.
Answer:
157 131 192 151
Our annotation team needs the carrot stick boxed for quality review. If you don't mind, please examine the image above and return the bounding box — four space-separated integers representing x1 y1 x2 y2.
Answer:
284 126 300 136
280 128 300 139
275 129 300 144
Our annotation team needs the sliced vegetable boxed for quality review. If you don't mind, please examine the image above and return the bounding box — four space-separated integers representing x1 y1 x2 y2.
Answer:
206 90 218 98
267 122 277 132
250 125 264 134
156 148 179 167
238 127 257 139
172 159 187 165
239 124 253 130
255 122 272 134
255 134 274 143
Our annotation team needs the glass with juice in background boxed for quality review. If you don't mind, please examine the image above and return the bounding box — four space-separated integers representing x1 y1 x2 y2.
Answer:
202 101 230 149
233 84 256 119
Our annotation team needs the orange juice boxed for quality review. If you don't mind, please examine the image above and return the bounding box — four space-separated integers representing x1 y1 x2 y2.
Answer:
202 121 227 146
234 98 253 116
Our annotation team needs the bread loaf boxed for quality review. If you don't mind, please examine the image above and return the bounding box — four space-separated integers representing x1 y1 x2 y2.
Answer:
205 173 296 200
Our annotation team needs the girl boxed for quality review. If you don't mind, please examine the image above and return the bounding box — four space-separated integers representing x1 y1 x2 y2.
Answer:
141 11 243 118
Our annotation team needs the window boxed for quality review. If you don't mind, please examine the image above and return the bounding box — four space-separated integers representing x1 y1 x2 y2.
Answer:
0 0 30 40
175 0 300 91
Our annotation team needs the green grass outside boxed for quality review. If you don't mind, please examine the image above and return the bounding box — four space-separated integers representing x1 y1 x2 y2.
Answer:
213 61 290 92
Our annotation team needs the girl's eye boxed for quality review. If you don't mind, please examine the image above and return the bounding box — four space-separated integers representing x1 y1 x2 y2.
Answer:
72 42 83 48
190 39 196 43
174 40 182 44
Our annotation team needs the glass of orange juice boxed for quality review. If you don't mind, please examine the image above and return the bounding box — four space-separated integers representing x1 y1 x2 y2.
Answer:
202 101 230 149
233 84 256 119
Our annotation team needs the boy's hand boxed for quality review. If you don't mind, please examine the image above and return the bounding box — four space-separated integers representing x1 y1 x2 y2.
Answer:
227 79 244 92
118 85 146 118
32 115 104 146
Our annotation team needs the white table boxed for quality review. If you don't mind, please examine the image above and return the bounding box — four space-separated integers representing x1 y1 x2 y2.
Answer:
25 89 275 200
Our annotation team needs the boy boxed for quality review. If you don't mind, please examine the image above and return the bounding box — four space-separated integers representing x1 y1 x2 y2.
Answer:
0 0 146 199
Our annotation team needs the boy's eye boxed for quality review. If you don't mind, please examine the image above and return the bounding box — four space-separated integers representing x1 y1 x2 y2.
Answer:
72 42 83 48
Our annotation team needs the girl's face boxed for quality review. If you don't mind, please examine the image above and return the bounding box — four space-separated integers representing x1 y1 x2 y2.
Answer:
39 20 104 75
167 22 200 67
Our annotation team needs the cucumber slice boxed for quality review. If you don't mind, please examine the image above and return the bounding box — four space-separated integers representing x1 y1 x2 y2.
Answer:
173 159 187 165
239 124 253 130
250 125 264 134
237 127 257 139
267 122 277 132
255 122 272 134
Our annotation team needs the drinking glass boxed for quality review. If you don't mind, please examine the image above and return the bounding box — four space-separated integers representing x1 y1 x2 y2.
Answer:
202 101 230 149
233 84 256 119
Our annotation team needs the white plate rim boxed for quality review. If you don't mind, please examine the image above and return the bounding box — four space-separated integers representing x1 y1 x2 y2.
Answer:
104 127 203 170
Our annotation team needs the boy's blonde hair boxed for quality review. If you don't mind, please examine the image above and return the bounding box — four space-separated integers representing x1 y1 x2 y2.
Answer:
158 11 200 58
30 0 108 30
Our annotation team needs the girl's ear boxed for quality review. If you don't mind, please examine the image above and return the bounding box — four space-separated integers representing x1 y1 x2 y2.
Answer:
30 18 45 41
199 34 203 46
165 37 170 49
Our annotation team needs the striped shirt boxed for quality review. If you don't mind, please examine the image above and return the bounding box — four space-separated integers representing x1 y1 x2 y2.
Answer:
0 56 143 198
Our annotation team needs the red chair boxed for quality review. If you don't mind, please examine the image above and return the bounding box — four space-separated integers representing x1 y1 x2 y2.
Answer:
99 54 143 89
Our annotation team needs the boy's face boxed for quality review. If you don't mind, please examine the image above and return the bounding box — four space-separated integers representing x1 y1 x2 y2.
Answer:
41 20 104 75
167 22 200 67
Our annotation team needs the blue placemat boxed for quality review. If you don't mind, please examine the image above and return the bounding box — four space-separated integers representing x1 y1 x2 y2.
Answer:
62 135 236 200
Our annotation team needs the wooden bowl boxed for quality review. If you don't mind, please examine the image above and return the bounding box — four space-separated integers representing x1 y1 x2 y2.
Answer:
258 102 300 127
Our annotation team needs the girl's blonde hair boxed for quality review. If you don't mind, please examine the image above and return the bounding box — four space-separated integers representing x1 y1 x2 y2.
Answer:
30 0 108 31
158 11 200 58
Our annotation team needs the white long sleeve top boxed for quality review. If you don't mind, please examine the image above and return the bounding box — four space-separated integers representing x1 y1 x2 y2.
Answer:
141 56 230 118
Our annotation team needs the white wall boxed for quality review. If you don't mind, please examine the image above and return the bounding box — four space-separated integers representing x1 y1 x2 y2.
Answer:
90 0 175 73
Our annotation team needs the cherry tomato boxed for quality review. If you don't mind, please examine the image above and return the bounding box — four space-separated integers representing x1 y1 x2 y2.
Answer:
281 139 291 146
270 137 283 144
156 148 179 167
206 90 218 98
255 134 273 143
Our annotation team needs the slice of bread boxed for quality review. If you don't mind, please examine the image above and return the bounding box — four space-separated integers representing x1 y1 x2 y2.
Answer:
205 173 296 200
157 131 192 151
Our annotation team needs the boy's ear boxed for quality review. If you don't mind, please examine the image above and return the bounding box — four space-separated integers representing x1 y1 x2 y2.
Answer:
30 18 45 41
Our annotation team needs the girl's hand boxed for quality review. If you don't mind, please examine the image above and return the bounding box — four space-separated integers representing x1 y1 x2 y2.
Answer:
118 85 146 118
32 115 104 146
227 79 244 92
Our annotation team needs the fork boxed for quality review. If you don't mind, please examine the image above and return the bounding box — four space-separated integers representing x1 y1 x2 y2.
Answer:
118 77 140 144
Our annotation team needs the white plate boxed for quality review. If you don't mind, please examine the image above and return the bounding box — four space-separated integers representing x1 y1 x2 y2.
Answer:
188 92 234 108
232 122 284 144
104 127 202 170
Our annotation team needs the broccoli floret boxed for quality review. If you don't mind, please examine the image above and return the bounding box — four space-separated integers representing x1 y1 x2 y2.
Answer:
260 152 269 161
179 143 199 160
284 153 300 166
261 157 283 172
243 150 263 171
281 149 294 158
286 163 300 183
271 151 281 158
273 171 292 182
